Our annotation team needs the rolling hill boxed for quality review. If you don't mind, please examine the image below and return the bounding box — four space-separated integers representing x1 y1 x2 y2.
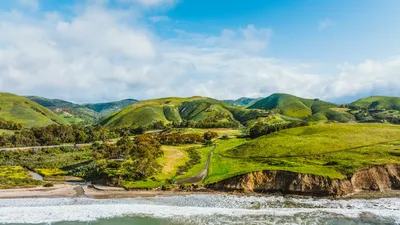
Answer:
83 99 138 117
223 97 261 107
99 96 269 129
0 93 68 128
248 93 355 122
27 97 138 124
349 96 400 110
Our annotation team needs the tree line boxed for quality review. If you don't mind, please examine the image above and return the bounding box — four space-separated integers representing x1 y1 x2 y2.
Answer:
0 119 23 130
0 124 118 148
250 121 309 139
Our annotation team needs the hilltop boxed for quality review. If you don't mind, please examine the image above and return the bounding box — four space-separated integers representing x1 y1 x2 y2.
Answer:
248 93 355 122
0 93 68 128
27 96 138 124
99 96 269 129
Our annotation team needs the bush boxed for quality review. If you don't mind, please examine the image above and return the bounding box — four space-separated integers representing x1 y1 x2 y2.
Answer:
43 183 54 187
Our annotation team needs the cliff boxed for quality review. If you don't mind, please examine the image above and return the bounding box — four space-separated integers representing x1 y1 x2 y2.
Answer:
207 165 400 197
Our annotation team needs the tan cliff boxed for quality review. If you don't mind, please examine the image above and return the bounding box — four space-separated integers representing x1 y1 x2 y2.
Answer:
207 164 400 197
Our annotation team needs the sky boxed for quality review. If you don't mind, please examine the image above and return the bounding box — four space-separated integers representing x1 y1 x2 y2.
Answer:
0 0 399 103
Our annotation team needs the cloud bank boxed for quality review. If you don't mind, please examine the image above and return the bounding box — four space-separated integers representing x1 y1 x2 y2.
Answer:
0 1 399 103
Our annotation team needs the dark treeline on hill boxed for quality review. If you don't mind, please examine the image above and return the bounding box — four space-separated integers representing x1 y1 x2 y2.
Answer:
250 120 310 139
0 119 23 130
0 125 118 148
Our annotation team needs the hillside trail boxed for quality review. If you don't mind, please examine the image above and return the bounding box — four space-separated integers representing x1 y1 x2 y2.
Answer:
177 145 216 184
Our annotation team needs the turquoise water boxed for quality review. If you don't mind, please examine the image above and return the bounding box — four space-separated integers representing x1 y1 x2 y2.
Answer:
1 195 399 224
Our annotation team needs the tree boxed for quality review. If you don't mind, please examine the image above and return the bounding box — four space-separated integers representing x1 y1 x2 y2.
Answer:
203 131 218 141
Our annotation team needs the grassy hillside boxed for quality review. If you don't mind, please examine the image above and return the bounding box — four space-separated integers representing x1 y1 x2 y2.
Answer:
83 99 138 117
28 97 138 124
99 97 269 129
349 96 400 110
27 96 98 124
0 93 68 128
223 97 261 107
205 123 400 184
249 93 354 122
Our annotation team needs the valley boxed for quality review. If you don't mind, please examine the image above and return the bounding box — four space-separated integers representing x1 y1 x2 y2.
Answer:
0 92 400 197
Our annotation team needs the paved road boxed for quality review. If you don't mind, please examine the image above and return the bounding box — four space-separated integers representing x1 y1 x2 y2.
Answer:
178 145 216 184
0 143 93 151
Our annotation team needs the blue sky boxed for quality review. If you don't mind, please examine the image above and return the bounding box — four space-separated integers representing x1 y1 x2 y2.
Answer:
0 0 399 103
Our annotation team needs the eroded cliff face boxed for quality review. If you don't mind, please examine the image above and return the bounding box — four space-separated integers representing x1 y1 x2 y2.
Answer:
208 165 400 197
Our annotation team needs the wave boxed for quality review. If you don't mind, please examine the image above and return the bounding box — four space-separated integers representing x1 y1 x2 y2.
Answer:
0 195 399 224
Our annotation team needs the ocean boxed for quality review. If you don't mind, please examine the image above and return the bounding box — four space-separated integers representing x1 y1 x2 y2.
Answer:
0 194 399 225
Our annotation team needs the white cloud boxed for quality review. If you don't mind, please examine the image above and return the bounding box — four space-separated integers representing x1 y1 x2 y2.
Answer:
318 18 333 30
0 3 398 103
118 0 175 7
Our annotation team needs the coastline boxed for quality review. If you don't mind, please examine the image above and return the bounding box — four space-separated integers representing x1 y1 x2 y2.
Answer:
1 184 400 199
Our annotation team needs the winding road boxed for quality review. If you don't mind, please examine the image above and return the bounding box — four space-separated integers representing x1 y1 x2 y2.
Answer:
178 145 216 184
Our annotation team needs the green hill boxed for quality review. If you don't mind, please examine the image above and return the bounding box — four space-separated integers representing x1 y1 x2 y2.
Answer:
248 93 354 122
27 96 99 124
206 123 400 184
99 96 269 129
223 97 261 107
349 96 400 110
0 93 68 128
83 99 138 117
27 97 138 124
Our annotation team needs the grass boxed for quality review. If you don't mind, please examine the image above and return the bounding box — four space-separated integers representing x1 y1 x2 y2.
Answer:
0 129 14 135
99 96 270 129
178 128 242 136
0 166 42 188
248 93 354 123
175 145 214 181
349 96 400 110
122 144 198 189
34 168 67 177
205 123 400 184
0 92 68 127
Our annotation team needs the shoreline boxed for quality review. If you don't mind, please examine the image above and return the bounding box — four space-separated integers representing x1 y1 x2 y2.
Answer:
1 184 400 200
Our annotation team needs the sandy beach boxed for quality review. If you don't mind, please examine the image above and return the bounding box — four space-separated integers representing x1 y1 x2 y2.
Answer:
0 184 212 199
1 184 400 199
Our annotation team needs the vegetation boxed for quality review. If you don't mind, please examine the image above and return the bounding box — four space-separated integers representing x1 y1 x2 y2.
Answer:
93 135 164 186
0 92 68 128
249 120 309 138
206 124 400 184
349 96 400 110
28 96 138 124
0 166 42 188
0 124 118 147
248 93 354 122
99 97 270 130
223 97 261 107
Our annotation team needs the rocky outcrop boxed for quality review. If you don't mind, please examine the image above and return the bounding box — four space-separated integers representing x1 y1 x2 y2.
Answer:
207 165 400 197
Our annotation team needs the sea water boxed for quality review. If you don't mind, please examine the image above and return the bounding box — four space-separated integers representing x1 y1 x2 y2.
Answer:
0 195 399 225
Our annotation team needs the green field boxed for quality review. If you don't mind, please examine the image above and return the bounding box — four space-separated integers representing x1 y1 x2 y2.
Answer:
122 144 200 189
0 92 68 127
205 123 400 184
